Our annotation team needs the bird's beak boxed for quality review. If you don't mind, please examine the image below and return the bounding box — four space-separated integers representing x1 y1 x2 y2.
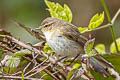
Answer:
35 26 43 30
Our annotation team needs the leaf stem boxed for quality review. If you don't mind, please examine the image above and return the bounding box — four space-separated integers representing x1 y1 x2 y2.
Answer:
87 23 112 32
111 9 120 24
100 0 119 53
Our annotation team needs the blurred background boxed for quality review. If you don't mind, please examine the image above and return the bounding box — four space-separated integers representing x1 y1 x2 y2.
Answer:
0 0 120 51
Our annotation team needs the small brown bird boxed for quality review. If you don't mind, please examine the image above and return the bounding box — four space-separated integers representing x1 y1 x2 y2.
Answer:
37 17 114 77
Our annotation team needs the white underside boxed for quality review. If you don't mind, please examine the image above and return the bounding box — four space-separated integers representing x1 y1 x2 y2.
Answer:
44 31 82 57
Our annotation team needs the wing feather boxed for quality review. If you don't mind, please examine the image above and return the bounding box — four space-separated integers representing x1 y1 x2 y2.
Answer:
59 21 88 47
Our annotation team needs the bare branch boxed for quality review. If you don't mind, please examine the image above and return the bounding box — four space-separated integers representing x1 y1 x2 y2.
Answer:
44 69 59 80
10 20 46 41
0 35 89 80
24 58 48 76
26 63 51 78
0 45 15 53
108 68 120 80
0 28 12 36
87 23 112 32
10 71 22 76
23 62 32 73
0 75 43 80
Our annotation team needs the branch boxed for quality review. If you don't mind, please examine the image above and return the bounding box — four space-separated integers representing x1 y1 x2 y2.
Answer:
10 20 46 41
24 58 48 76
0 35 89 80
0 75 43 80
0 45 15 53
87 23 112 32
108 68 120 80
44 69 60 80
26 63 51 78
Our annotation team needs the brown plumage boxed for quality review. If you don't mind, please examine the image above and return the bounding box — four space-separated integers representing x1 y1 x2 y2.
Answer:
38 17 115 77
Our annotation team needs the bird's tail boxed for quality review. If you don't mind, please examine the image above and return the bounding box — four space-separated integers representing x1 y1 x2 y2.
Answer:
89 55 115 77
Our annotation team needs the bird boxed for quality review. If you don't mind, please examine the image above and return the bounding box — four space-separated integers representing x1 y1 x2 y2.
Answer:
36 17 115 77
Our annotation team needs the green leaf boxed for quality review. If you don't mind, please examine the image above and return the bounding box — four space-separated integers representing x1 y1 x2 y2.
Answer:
19 59 27 67
40 71 53 80
13 49 32 58
103 54 120 74
88 49 96 57
43 43 54 53
84 38 95 54
72 63 81 69
3 67 17 73
88 12 104 30
45 0 72 22
78 27 88 33
110 38 120 53
64 4 72 22
84 39 96 57
5 57 20 68
95 44 105 54
67 71 74 80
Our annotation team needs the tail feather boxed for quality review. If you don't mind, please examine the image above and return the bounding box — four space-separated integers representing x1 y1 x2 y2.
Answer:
90 55 115 77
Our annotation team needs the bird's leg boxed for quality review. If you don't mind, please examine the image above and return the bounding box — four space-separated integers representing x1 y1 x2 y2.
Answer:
66 54 80 66
61 54 80 73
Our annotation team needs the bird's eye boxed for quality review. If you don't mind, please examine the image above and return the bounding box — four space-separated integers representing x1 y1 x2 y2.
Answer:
44 25 48 28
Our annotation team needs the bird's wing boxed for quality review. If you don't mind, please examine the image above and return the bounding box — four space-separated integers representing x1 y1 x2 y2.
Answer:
59 21 115 77
60 21 88 47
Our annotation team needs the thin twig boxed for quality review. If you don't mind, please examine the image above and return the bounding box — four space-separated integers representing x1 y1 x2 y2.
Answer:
23 62 32 73
87 23 112 32
32 53 39 65
10 20 46 41
31 52 38 68
0 75 43 80
0 40 20 51
22 56 33 63
0 35 89 80
0 61 4 73
10 71 22 76
24 58 48 76
26 63 51 78
40 73 48 79
1 35 69 69
111 8 120 24
44 69 59 80
21 53 59 80
0 45 15 53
